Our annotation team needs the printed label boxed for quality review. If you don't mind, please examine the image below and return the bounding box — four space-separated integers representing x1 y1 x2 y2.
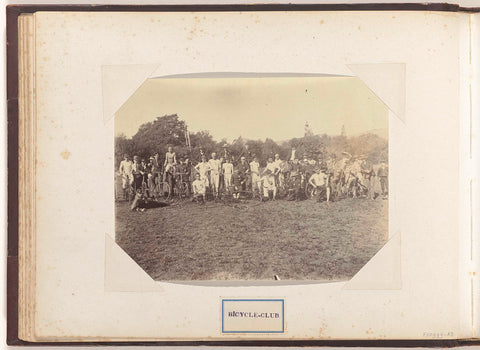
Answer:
222 299 284 333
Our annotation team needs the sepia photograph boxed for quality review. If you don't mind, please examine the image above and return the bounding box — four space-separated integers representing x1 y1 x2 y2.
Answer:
114 76 389 281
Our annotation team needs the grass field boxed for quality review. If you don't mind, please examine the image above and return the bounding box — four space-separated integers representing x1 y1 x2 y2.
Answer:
115 197 388 281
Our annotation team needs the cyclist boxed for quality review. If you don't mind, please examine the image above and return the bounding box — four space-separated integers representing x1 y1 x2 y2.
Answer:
163 147 177 196
164 146 177 172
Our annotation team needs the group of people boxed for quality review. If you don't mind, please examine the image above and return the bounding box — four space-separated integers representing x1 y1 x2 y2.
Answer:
118 146 389 205
192 153 281 203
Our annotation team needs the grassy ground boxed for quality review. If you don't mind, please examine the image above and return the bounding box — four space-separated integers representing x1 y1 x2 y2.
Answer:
115 197 388 281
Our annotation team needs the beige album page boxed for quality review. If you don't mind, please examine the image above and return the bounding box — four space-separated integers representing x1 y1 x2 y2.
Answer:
31 10 472 340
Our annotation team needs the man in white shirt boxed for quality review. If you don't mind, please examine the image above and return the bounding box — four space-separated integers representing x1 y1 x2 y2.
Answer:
195 156 211 188
309 168 330 202
273 154 282 168
249 156 261 193
265 157 278 175
208 152 222 198
119 154 134 198
261 169 277 200
222 158 234 192
192 173 206 204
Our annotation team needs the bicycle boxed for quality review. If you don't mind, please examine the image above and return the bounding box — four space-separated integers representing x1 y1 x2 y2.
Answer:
150 169 171 201
173 172 190 199
221 175 263 202
151 180 171 201
345 172 368 198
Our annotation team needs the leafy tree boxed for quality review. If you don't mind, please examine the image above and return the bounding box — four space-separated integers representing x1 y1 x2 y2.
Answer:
188 130 217 162
302 135 326 160
245 140 264 163
116 114 388 168
132 114 187 159
263 138 282 160
115 134 136 168
288 135 325 161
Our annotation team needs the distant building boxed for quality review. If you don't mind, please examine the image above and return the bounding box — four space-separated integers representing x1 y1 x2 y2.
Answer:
304 121 313 137
341 125 346 137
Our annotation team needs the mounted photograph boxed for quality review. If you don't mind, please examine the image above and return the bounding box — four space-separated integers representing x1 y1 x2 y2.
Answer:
114 75 389 281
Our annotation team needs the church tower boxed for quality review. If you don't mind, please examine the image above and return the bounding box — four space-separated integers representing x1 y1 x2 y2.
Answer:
304 121 313 137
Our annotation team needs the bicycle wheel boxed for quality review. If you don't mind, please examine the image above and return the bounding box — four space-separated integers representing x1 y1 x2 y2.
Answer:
154 181 171 201
305 184 316 199
175 181 189 198
127 185 135 203
253 189 263 201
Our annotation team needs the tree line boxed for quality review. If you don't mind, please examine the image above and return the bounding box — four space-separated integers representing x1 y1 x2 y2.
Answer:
115 114 387 167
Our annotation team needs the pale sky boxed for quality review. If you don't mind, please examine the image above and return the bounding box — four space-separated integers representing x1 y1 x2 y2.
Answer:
115 76 388 142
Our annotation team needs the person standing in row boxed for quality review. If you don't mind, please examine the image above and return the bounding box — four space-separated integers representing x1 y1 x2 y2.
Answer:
273 154 283 188
288 158 303 201
218 157 225 194
184 158 193 197
377 161 388 198
132 156 144 190
208 152 222 198
223 158 234 192
249 156 261 194
119 154 134 199
195 155 211 188
237 156 250 191
150 152 162 193
361 159 375 200
308 167 330 203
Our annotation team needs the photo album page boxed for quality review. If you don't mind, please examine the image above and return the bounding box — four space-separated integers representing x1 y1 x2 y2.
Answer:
12 8 480 342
